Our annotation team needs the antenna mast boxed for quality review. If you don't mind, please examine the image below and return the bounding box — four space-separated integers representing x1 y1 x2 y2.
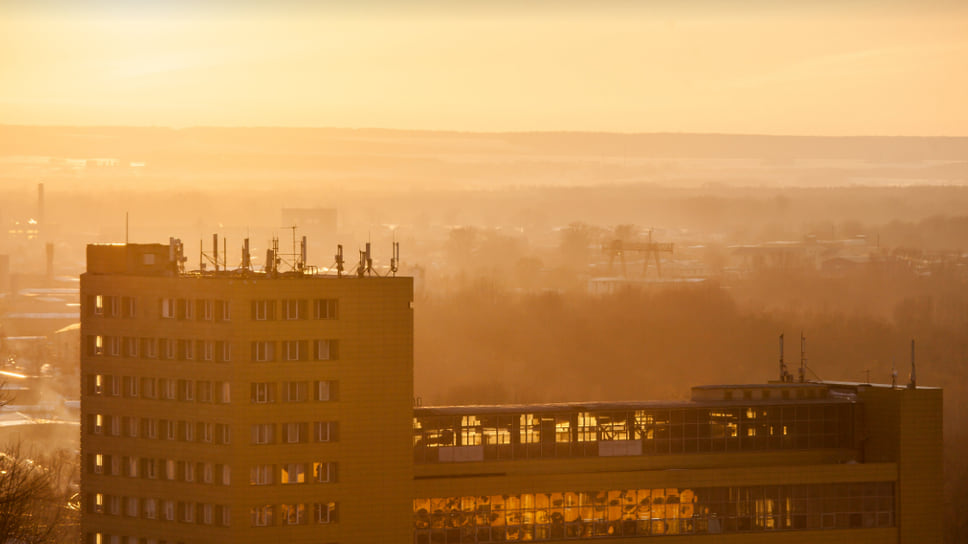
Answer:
908 339 917 389
799 332 806 383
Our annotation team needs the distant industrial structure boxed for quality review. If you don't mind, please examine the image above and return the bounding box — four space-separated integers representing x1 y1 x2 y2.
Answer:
79 238 941 544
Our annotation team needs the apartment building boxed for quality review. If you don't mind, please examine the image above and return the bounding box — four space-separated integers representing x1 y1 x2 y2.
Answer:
80 242 414 544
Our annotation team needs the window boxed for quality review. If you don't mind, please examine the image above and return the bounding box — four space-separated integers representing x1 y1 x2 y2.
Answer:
220 505 231 526
202 340 215 361
110 376 121 397
281 463 306 484
198 381 213 403
216 300 231 321
284 381 307 402
161 379 176 400
180 501 195 523
251 505 273 527
88 335 104 356
284 340 305 361
202 462 214 484
144 498 157 519
284 422 307 444
218 424 232 444
180 380 195 401
141 377 156 399
90 374 104 395
125 496 138 517
107 336 121 356
122 337 138 358
181 339 194 361
202 503 213 525
144 459 157 479
109 416 121 436
94 453 104 474
251 383 274 404
122 296 136 318
282 503 305 525
110 296 122 317
251 424 275 445
182 420 195 442
217 341 231 362
162 338 176 360
163 500 175 521
251 300 274 321
124 416 138 437
165 459 176 480
313 462 337 483
182 461 195 482
314 502 338 524
93 295 105 316
110 455 120 475
201 300 214 321
201 422 214 443
283 299 305 320
123 376 138 398
142 338 158 359
314 421 338 442
314 299 338 319
314 339 338 361
179 298 194 320
252 341 275 362
315 380 337 401
93 492 104 513
161 298 175 319
144 419 157 439
250 465 274 485
221 464 231 485
125 456 138 478
219 382 231 403
163 419 176 440
108 495 121 515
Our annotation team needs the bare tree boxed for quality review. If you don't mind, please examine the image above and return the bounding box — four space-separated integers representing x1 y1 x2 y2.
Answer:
0 443 79 544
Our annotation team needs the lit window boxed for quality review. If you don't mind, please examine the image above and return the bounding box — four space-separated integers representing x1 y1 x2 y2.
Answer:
282 503 305 525
313 461 336 483
251 505 273 527
281 463 305 484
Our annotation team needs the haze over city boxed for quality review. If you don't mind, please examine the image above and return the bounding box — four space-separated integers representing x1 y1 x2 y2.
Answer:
0 1 965 543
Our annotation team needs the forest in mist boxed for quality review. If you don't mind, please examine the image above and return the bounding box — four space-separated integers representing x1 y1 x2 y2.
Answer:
1 126 967 541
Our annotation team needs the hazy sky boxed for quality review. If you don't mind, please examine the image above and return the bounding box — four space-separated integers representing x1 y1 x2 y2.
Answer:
2 1 967 135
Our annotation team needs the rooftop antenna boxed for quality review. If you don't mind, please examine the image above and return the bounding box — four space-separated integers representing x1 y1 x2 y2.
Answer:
213 234 219 272
891 359 898 389
300 235 308 272
335 244 344 278
242 238 251 271
125 212 129 244
799 332 806 383
778 333 789 382
908 339 917 389
390 234 400 277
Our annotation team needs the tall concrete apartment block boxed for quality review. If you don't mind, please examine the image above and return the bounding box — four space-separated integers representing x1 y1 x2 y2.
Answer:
80 242 414 544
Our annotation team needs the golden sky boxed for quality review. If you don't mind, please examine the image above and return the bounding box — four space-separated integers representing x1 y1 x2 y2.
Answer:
2 1 967 135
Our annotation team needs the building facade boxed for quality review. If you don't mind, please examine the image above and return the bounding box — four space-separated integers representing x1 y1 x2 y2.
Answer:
80 241 942 544
80 242 414 544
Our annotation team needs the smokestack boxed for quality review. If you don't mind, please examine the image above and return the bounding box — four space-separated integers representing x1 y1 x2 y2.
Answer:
45 242 54 284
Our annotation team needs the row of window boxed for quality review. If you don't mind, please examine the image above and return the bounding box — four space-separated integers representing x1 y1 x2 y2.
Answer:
85 336 339 362
251 421 339 445
86 375 231 402
89 295 341 321
86 455 231 484
249 461 337 485
86 536 184 544
250 381 338 403
88 493 230 526
414 482 895 543
86 414 231 444
251 502 339 526
413 404 855 462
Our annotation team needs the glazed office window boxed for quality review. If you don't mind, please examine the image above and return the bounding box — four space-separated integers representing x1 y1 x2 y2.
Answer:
313 299 338 319
412 482 895 543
